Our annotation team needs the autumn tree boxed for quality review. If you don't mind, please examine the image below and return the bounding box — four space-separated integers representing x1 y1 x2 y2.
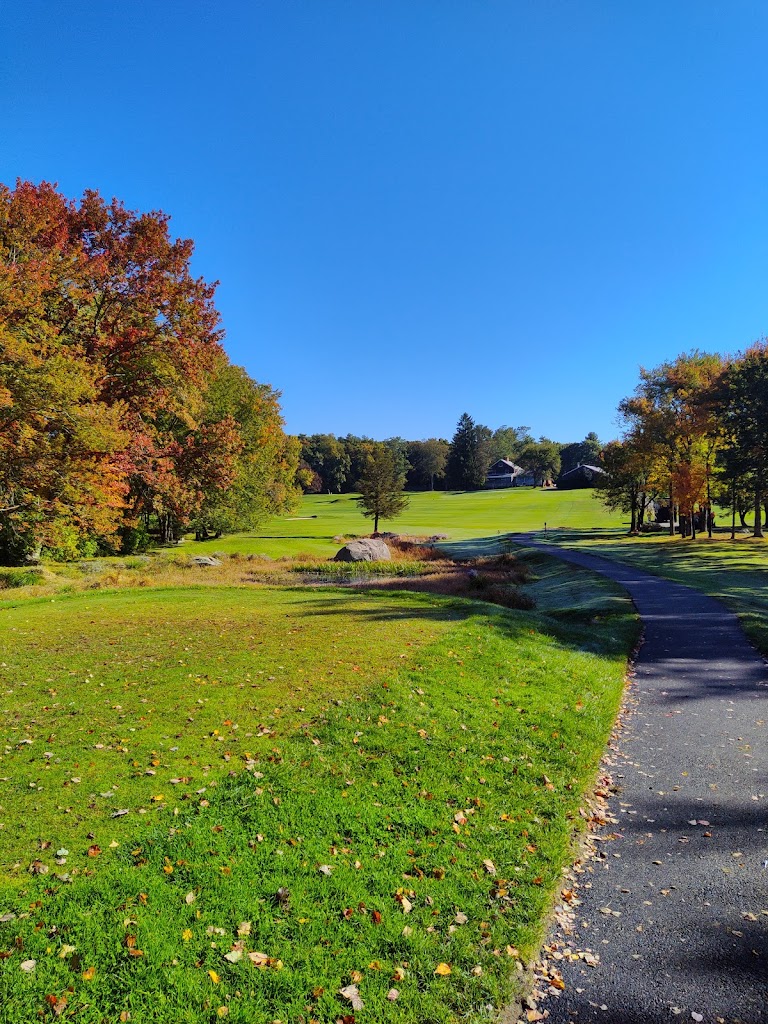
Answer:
189 363 300 540
0 180 295 560
0 182 131 560
618 352 724 538
446 413 492 490
595 438 658 534
354 443 410 533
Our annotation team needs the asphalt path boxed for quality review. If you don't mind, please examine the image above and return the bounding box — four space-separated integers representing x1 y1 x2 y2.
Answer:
514 540 768 1024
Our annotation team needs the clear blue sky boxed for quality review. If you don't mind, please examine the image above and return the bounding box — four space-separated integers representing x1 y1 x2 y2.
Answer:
2 1 767 443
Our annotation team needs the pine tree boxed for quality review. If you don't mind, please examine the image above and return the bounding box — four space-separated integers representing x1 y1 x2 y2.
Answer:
446 413 492 490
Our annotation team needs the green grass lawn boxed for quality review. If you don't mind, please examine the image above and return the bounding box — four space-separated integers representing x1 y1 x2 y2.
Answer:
185 488 622 559
0 569 637 1024
544 531 768 655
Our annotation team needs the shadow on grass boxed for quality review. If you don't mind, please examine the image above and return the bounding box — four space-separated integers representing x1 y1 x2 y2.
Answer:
288 586 637 662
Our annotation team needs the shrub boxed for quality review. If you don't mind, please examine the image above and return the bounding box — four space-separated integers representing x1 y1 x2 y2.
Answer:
0 567 45 589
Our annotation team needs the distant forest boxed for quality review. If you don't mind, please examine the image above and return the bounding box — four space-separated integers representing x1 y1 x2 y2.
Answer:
297 420 602 494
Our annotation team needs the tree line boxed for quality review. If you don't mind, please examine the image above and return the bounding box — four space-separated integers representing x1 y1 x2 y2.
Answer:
596 347 768 538
298 420 602 494
0 181 300 564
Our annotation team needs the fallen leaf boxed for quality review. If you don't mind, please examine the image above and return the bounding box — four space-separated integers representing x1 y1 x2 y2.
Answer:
182 929 193 941
208 970 220 984
454 911 468 925
482 859 497 876
318 864 333 877
387 988 399 1001
87 845 101 858
223 949 243 963
82 966 96 981
339 984 364 1010
45 994 68 1017
237 921 252 936
20 959 36 972
434 962 452 976
185 892 196 905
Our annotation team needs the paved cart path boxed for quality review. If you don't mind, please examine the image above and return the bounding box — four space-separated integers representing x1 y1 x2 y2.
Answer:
513 540 768 1024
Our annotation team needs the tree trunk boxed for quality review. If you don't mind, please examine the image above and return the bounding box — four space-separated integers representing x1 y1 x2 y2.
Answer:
629 489 637 534
669 483 675 536
731 476 737 540
374 511 380 533
755 478 764 538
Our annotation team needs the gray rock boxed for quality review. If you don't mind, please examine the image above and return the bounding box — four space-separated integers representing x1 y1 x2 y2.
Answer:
334 539 391 562
191 556 222 567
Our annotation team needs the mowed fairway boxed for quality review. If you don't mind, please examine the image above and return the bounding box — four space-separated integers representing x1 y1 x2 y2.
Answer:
187 488 623 559
0 572 637 1024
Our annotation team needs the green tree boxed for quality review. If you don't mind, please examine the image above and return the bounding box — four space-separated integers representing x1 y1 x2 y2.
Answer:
595 438 658 534
559 432 602 476
487 425 533 465
716 341 768 537
406 438 449 490
354 443 410 533
190 363 300 539
518 438 561 486
446 413 492 490
298 434 351 493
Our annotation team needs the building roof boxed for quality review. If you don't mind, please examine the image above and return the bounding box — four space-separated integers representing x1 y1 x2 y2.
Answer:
488 459 523 473
559 463 606 478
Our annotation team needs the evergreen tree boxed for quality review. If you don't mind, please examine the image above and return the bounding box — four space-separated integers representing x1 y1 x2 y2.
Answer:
446 413 492 490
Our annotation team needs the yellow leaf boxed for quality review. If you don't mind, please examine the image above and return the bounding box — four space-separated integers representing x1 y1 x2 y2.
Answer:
182 929 193 941
217 1009 229 1018
163 865 174 874
208 970 220 984
152 794 165 802
434 962 452 976
82 966 96 981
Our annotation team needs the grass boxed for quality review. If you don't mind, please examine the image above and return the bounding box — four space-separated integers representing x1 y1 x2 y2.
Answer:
543 530 768 655
184 488 622 559
0 564 638 1024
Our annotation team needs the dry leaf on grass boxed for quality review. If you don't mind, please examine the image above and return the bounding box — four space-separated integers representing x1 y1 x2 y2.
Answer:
338 984 364 1011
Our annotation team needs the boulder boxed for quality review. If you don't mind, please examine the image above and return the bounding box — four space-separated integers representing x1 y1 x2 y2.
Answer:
191 556 222 567
334 539 391 562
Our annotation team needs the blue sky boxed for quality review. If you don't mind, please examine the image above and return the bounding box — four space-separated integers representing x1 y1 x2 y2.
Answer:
2 2 767 443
